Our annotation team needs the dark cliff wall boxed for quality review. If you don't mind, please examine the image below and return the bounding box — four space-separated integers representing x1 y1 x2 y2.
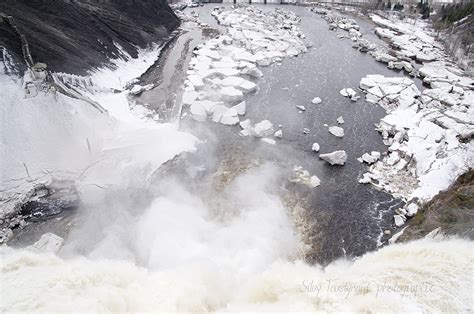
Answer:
0 0 180 75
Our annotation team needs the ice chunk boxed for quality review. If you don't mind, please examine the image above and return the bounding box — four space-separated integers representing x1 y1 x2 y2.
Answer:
232 101 246 115
220 86 244 102
212 105 228 123
261 138 276 145
310 175 321 187
30 233 64 254
394 214 406 227
254 120 274 137
220 108 240 125
190 102 207 121
328 126 344 137
319 150 348 165
311 142 320 152
340 88 357 98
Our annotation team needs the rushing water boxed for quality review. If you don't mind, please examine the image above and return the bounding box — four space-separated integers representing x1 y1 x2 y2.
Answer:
177 4 412 262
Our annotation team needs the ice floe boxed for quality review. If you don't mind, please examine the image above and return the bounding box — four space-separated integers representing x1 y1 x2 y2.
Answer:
183 6 307 127
319 150 348 166
358 73 473 208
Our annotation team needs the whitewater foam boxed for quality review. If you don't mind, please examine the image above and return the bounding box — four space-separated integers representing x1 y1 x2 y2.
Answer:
1 237 472 312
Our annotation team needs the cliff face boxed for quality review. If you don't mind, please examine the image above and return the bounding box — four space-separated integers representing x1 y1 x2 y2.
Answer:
0 0 180 75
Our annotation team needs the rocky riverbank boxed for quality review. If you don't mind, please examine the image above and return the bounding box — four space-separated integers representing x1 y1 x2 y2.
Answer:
310 3 473 234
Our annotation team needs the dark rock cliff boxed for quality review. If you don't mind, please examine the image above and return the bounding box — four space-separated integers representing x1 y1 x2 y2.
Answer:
0 0 180 75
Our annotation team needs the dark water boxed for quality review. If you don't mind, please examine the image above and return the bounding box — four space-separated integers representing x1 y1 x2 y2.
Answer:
179 5 410 263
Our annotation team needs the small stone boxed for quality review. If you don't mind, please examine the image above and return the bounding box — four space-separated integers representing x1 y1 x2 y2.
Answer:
337 116 344 124
274 129 283 139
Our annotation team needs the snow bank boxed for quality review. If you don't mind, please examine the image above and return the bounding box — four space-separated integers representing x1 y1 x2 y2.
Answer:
0 42 198 222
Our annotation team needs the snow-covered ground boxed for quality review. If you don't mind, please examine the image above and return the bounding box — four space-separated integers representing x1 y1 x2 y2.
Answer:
0 45 197 240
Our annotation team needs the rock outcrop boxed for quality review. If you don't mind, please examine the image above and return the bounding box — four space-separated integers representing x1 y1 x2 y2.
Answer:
0 0 179 74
